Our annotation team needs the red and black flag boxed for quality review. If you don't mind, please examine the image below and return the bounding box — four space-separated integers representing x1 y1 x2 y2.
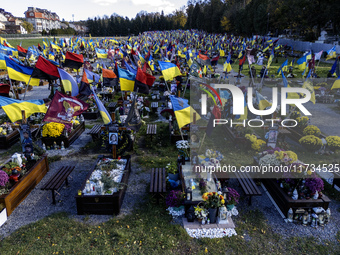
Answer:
64 51 84 69
31 56 60 80
17 45 27 57
79 71 92 97
198 52 211 66
211 55 220 66
37 43 43 52
135 67 155 94
102 68 117 87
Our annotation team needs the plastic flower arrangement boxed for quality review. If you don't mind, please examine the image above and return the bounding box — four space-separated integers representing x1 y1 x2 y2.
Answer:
202 192 225 208
303 125 321 136
165 190 184 208
226 188 240 205
290 111 301 120
325 136 340 151
305 173 324 194
299 135 322 151
194 205 208 219
0 170 9 187
42 122 65 138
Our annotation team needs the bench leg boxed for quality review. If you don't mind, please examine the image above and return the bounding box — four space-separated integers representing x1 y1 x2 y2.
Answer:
65 177 69 186
248 196 252 206
52 190 56 205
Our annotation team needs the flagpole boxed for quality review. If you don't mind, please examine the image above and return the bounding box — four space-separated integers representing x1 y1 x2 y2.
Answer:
7 76 17 99
181 76 190 98
22 76 32 100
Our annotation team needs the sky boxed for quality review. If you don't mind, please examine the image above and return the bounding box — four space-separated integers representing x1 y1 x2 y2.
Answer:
2 0 188 21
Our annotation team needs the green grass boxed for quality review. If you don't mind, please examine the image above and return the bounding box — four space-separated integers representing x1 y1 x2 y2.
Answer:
218 56 333 78
7 38 45 49
0 201 339 254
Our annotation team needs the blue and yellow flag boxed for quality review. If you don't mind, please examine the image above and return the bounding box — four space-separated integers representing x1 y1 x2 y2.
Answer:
84 68 101 83
95 48 108 58
0 53 6 69
302 70 315 104
170 96 200 129
256 91 272 110
223 53 232 72
158 61 181 81
296 55 307 70
326 46 336 61
235 92 247 121
267 48 274 69
331 76 340 90
5 56 40 86
277 59 288 75
91 87 112 124
118 66 135 91
58 68 79 96
282 71 288 88
0 96 47 123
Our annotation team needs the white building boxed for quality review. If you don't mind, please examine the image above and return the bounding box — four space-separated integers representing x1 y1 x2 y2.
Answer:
24 7 60 32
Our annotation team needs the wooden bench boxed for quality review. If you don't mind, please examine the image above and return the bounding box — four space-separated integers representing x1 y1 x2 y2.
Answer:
150 168 166 203
88 124 103 141
332 172 340 189
146 124 157 141
41 166 75 204
151 102 158 112
234 172 262 205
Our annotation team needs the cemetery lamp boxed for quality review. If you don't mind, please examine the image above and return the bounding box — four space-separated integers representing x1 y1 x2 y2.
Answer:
222 187 229 200
186 187 192 201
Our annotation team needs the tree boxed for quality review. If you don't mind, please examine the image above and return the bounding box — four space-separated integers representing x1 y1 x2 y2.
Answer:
21 21 33 33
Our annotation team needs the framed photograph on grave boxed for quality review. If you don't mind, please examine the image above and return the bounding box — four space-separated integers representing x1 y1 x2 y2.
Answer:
109 132 118 145
267 126 279 148
20 124 33 152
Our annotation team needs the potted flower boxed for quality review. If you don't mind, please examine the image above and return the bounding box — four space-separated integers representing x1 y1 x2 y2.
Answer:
202 192 225 223
166 162 179 181
225 188 240 211
305 173 324 199
165 190 184 210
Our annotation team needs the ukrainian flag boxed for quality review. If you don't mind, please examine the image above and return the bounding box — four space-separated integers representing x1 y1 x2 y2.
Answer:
277 59 288 75
235 92 248 121
219 49 225 57
170 95 200 129
267 48 274 68
95 48 108 58
0 53 6 69
282 71 289 87
0 96 46 123
5 56 40 86
84 69 101 83
331 77 340 90
302 71 315 104
256 91 272 110
91 87 112 124
326 46 336 61
223 53 232 73
296 55 307 70
58 68 79 96
118 67 135 91
158 61 181 81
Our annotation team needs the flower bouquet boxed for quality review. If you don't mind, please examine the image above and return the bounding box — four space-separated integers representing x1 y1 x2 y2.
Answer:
176 140 190 159
42 122 65 138
325 136 340 151
299 135 322 151
194 204 208 221
202 192 225 209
